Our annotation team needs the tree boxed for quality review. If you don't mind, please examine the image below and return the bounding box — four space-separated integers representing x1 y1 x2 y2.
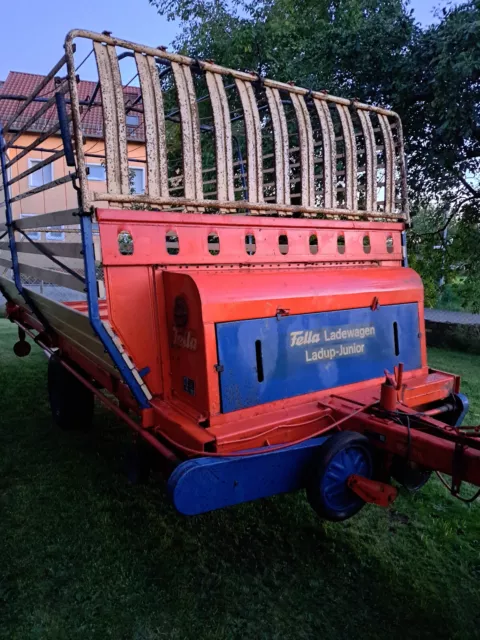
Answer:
149 0 480 308
395 2 480 310
398 3 480 208
151 0 416 103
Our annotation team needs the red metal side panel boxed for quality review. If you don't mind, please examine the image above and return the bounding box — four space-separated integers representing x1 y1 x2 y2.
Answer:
103 266 164 395
96 209 404 267
189 267 424 323
162 271 210 417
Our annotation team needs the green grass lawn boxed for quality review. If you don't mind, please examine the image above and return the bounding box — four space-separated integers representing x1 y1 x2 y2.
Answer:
1 318 480 640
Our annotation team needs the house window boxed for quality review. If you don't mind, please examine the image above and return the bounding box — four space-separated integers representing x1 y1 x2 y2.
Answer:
129 166 145 194
126 114 139 126
86 164 106 181
20 214 41 241
46 227 65 242
28 159 53 188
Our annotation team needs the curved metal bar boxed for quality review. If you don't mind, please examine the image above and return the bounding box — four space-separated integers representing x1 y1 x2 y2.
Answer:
135 53 169 197
171 62 203 207
393 114 410 223
106 44 130 193
357 108 377 212
265 87 290 205
378 114 396 214
291 93 315 207
93 42 129 194
235 78 263 203
336 104 357 210
206 72 234 205
313 99 336 209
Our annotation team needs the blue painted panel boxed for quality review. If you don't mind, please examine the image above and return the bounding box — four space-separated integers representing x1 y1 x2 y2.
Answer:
216 303 421 412
454 393 469 427
168 437 328 515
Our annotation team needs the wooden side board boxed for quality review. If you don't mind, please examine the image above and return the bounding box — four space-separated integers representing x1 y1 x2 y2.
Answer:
0 275 119 377
0 254 85 294
0 241 84 260
0 274 28 307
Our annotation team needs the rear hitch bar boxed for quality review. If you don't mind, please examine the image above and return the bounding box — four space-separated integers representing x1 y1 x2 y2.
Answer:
348 474 398 507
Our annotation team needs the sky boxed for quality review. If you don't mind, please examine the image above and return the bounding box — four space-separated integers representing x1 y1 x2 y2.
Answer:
0 0 454 81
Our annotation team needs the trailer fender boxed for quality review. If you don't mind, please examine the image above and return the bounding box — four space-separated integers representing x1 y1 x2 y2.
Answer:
168 437 329 515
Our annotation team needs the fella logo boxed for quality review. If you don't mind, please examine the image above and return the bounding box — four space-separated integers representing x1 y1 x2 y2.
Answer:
172 325 198 352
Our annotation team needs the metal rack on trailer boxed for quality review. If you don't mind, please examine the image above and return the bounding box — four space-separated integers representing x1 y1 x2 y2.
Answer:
1 29 479 519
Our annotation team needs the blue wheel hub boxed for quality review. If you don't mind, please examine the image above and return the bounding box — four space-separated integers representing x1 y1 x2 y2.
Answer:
320 445 372 514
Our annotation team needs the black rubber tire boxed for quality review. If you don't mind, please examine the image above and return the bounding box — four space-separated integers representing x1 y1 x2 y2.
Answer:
306 431 374 522
47 356 94 430
391 457 432 492
13 340 31 358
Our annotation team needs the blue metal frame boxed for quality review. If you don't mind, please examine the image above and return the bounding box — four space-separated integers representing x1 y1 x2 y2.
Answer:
79 213 150 408
0 129 23 294
1 132 57 334
454 392 469 427
55 93 75 167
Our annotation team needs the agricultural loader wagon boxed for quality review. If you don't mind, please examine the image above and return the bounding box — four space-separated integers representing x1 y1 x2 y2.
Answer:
1 29 478 519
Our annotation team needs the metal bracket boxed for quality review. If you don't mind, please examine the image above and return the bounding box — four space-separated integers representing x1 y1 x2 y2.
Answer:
451 442 466 495
347 474 398 507
276 308 290 320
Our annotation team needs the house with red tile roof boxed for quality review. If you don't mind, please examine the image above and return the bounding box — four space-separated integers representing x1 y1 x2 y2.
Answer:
0 71 147 240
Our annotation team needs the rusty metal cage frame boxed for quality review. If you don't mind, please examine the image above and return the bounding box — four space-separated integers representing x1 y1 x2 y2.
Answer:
61 30 408 221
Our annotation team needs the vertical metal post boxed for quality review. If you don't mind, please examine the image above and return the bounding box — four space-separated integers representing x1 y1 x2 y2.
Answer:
0 130 54 332
0 129 23 295
55 92 75 167
401 230 408 268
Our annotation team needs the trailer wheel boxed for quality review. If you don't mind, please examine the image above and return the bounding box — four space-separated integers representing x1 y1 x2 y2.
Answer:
48 356 94 430
306 431 373 521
